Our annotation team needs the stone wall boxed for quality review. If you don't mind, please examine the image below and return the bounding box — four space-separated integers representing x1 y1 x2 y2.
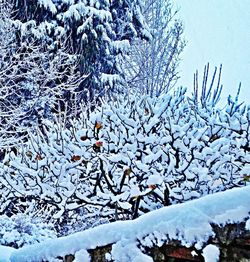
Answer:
63 223 250 262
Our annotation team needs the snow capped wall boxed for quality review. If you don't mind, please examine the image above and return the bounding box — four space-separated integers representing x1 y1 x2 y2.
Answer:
1 185 250 262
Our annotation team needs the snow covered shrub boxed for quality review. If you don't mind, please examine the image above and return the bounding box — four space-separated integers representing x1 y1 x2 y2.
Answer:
0 88 249 231
0 214 56 248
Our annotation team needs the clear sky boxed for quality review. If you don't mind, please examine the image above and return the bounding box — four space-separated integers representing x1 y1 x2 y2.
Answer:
175 0 250 105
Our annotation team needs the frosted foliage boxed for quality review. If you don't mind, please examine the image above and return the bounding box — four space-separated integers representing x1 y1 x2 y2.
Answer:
0 40 81 147
122 0 184 96
0 3 82 148
0 214 56 248
0 89 249 229
38 0 57 14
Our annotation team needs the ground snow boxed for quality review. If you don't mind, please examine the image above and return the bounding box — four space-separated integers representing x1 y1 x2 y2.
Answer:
1 185 249 262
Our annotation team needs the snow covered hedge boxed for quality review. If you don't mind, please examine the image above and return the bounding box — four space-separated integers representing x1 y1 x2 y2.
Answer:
0 88 249 231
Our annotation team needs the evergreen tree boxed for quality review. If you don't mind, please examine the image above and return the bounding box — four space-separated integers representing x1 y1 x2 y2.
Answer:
11 0 150 102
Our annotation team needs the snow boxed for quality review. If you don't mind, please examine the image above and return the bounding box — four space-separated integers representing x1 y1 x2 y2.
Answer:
214 206 250 226
0 215 56 248
38 0 57 14
74 249 90 262
0 246 15 262
3 185 250 262
202 244 220 262
112 40 130 53
100 73 122 88
246 219 250 230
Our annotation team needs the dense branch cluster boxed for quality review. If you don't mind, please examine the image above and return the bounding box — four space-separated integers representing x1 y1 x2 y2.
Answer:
0 89 249 233
0 41 83 146
123 0 185 96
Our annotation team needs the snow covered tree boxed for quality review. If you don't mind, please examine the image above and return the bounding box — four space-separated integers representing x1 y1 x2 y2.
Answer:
11 0 150 102
122 0 185 96
0 3 83 148
1 83 249 232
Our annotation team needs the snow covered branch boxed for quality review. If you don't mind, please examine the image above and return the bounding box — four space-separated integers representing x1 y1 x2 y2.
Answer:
122 0 185 96
0 2 84 148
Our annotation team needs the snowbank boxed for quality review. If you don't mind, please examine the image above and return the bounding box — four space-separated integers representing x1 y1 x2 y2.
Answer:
1 185 250 262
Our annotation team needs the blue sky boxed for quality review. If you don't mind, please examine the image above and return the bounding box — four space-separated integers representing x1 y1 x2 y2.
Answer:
175 0 250 104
